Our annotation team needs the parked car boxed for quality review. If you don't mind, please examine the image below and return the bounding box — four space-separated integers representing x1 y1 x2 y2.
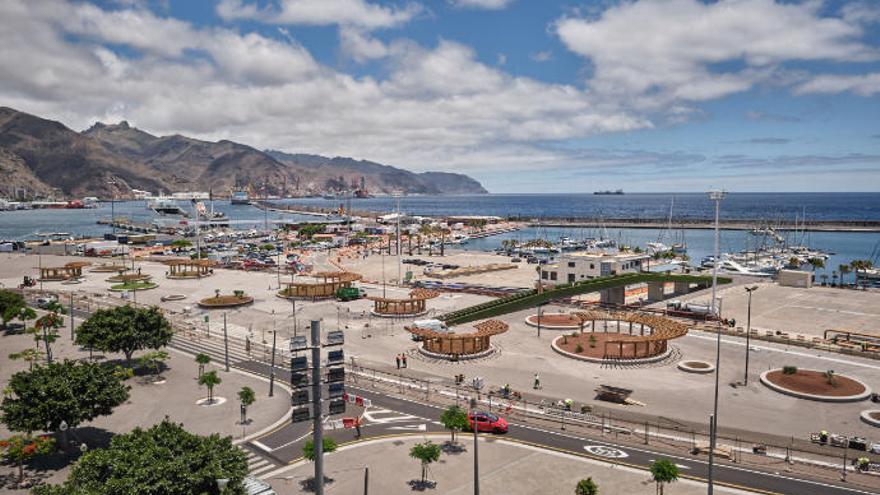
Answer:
467 411 508 433
510 257 522 263
36 296 58 309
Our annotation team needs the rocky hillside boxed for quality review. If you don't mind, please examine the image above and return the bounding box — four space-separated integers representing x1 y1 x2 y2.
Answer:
0 107 487 198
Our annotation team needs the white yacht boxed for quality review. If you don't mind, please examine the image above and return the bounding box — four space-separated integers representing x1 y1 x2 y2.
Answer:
148 197 188 217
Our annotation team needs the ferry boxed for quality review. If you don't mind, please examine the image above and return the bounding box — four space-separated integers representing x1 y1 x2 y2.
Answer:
230 188 250 205
148 197 188 217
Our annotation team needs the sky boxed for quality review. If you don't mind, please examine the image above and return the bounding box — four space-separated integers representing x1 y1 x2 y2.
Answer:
1 0 879 193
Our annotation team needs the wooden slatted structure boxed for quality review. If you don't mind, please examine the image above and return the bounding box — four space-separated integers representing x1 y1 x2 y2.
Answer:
39 261 91 281
368 288 440 316
280 271 363 299
407 319 508 356
164 259 214 279
573 310 689 360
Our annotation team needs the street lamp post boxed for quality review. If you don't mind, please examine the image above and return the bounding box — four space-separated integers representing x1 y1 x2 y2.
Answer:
744 286 758 386
469 397 480 495
707 189 725 495
268 326 277 397
223 312 230 372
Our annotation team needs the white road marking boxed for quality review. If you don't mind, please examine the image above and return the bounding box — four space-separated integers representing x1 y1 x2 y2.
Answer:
251 440 272 452
388 424 427 431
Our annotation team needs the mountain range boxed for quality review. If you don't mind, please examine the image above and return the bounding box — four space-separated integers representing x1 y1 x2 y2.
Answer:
0 107 487 198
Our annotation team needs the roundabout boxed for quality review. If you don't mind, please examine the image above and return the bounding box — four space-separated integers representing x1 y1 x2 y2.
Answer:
198 293 254 308
760 369 871 402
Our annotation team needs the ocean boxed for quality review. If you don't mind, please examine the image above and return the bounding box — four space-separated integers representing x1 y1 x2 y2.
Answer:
1 193 878 280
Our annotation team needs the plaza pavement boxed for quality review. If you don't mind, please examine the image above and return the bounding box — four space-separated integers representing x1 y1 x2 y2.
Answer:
265 434 758 495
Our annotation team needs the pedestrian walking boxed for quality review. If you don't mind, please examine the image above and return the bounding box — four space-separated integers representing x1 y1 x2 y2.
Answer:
402 353 408 368
395 354 401 369
355 417 362 438
533 373 541 389
245 336 251 356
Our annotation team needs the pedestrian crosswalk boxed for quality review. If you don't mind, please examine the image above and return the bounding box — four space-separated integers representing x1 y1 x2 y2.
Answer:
244 448 277 478
169 333 291 372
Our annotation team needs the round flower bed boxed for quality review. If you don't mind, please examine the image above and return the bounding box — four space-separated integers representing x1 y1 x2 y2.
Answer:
860 410 880 428
160 294 187 302
761 369 871 402
525 313 582 329
107 273 152 283
551 333 672 364
109 281 158 292
677 360 715 374
198 294 254 308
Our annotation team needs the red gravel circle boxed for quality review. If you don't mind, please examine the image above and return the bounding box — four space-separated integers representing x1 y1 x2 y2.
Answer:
526 313 581 327
765 370 865 397
556 332 643 359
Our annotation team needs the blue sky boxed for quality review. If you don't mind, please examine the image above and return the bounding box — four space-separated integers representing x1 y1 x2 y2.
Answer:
2 0 879 192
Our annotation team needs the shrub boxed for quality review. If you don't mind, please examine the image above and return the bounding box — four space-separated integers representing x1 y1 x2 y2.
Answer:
782 366 797 375
588 334 597 348
575 344 584 354
825 370 837 387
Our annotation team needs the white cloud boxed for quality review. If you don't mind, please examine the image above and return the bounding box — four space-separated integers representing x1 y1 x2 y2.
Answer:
217 0 422 30
450 0 514 10
555 0 879 105
794 73 880 96
530 50 552 62
0 0 650 176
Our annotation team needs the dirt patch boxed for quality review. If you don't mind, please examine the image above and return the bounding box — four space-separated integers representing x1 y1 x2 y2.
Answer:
527 313 582 327
870 412 880 421
556 332 644 359
683 361 710 369
765 370 865 397
198 295 254 308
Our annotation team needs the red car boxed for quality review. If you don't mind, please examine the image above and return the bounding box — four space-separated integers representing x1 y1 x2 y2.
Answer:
468 411 508 433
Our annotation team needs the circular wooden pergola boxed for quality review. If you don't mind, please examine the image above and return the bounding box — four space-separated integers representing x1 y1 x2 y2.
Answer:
164 259 214 279
39 261 91 281
572 310 689 360
407 319 508 357
368 288 440 317
279 271 363 300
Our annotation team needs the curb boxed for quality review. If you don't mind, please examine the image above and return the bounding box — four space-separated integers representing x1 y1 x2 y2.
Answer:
677 360 715 374
860 410 880 428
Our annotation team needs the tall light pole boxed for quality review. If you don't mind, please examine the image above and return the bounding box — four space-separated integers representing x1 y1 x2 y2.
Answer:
394 192 402 286
744 286 758 386
707 189 725 495
107 179 117 236
469 397 480 495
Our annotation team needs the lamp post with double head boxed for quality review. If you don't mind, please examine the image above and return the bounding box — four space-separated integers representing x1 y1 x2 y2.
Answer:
707 189 725 495
744 286 758 386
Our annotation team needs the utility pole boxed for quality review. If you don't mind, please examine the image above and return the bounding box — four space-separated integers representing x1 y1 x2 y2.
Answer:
470 397 480 495
269 326 277 397
363 466 369 495
223 312 230 372
395 192 402 286
311 320 324 495
744 286 757 386
707 189 725 495
69 292 74 340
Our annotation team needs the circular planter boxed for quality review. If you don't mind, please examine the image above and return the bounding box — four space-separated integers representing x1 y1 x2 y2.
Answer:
417 344 497 361
678 360 715 374
161 294 187 302
760 369 872 402
109 282 158 292
525 313 582 330
551 335 672 365
198 295 254 308
90 265 128 273
860 410 880 428
195 396 227 407
107 274 151 283
62 279 83 285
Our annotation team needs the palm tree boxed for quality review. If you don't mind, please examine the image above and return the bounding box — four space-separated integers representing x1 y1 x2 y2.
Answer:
650 459 679 495
839 264 851 286
851 260 864 288
832 270 839 286
198 370 221 403
820 274 828 286
195 353 210 378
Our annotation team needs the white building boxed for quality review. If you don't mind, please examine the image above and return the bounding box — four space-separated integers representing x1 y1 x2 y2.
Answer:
540 252 650 284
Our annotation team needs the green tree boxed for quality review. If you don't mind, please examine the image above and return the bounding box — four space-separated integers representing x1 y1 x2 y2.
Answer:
35 312 63 364
807 257 825 272
198 370 221 403
838 264 851 285
302 437 338 462
0 360 129 433
575 477 599 495
650 459 679 495
238 386 256 424
138 350 169 380
409 441 441 484
8 348 42 371
17 307 39 348
0 434 54 485
32 419 247 495
195 352 211 378
851 260 864 287
440 405 469 444
75 305 173 367
0 290 25 328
